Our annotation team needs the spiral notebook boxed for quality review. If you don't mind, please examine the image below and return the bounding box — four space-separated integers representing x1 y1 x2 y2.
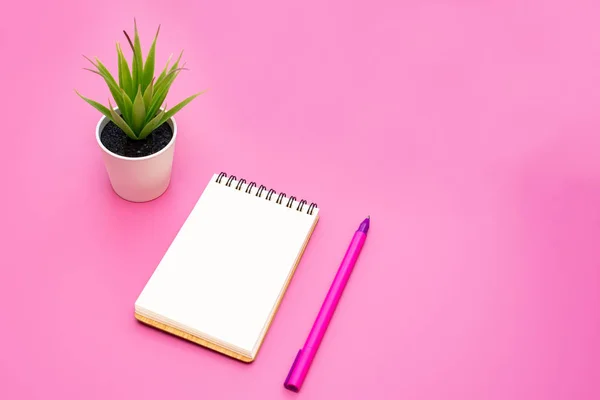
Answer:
134 172 320 362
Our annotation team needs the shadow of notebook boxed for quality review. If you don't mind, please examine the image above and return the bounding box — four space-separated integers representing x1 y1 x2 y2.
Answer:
134 172 319 362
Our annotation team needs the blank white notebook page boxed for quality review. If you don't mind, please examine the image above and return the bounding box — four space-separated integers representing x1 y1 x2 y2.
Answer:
135 173 319 357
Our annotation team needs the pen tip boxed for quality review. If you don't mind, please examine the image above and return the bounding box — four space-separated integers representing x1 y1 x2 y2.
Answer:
358 216 370 233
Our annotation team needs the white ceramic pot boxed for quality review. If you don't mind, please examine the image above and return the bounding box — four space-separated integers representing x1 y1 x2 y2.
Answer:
95 108 177 202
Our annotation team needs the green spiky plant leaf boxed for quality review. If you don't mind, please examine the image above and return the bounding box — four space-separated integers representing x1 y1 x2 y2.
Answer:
76 19 203 140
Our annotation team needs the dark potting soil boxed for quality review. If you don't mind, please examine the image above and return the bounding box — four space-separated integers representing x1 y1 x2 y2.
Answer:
100 119 173 158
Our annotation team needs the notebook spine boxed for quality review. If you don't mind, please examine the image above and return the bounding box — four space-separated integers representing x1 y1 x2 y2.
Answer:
215 172 317 215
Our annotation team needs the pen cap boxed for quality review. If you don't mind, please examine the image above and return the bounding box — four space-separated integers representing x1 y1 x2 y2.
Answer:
284 349 309 392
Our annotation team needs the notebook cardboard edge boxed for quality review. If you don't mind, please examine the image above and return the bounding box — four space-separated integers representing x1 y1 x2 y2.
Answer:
134 312 254 362
134 213 320 363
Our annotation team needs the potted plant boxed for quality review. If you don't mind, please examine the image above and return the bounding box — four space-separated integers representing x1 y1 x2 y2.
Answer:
76 20 203 202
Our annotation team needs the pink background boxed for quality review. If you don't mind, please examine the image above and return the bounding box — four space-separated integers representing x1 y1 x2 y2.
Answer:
2 0 599 398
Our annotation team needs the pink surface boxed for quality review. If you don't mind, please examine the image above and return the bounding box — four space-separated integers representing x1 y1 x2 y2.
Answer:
2 0 600 399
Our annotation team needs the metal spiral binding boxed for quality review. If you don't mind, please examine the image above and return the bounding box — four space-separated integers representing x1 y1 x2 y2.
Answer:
215 172 317 215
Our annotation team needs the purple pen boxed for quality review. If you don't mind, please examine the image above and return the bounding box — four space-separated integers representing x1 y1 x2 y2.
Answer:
284 216 370 392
